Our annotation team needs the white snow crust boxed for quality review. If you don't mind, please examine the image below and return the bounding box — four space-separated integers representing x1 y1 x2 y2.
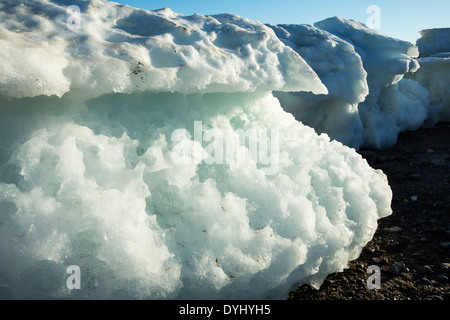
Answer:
0 0 326 99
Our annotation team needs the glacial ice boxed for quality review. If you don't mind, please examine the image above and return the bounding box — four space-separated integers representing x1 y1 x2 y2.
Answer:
407 29 450 122
272 17 434 150
416 28 450 58
0 91 392 299
0 0 326 98
2 0 447 300
269 23 368 149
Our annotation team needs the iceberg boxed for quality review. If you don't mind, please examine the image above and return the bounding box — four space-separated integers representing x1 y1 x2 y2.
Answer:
0 0 394 299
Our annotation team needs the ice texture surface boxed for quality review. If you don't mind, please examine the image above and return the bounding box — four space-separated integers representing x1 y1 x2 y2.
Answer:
269 23 368 149
407 29 450 122
0 0 395 299
0 92 392 299
272 17 434 150
0 0 326 98
315 17 429 149
416 28 450 58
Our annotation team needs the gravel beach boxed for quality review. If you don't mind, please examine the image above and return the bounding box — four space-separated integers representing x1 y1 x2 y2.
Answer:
289 122 450 301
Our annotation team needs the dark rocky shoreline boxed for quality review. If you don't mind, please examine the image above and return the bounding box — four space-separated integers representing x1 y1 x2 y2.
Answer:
289 122 450 301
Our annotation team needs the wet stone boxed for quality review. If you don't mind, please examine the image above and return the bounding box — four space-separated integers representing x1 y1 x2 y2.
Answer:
390 262 406 275
422 265 433 275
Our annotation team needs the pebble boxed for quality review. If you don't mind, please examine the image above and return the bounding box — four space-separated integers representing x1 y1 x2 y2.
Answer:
344 290 355 297
427 295 443 301
371 257 388 265
434 274 448 283
440 263 450 272
422 265 433 275
431 280 443 287
387 226 402 233
410 196 418 202
389 241 401 250
418 278 431 286
390 262 406 275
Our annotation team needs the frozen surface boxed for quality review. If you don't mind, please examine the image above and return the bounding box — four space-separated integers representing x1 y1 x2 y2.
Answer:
0 0 326 99
0 0 394 299
269 23 368 149
272 18 432 150
407 29 450 122
409 54 450 122
316 17 427 149
0 92 392 299
416 28 450 58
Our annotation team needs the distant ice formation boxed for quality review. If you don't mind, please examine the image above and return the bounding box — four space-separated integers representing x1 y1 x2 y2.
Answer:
270 17 436 150
1 0 446 300
416 28 450 58
407 28 450 122
269 23 368 149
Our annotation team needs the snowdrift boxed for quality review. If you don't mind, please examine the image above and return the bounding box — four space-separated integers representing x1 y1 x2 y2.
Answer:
3 0 447 300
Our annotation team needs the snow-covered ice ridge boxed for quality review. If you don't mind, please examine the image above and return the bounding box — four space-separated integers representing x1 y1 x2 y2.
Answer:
0 0 327 98
6 0 446 300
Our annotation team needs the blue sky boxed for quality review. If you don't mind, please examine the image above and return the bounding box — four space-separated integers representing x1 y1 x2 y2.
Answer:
114 0 449 43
